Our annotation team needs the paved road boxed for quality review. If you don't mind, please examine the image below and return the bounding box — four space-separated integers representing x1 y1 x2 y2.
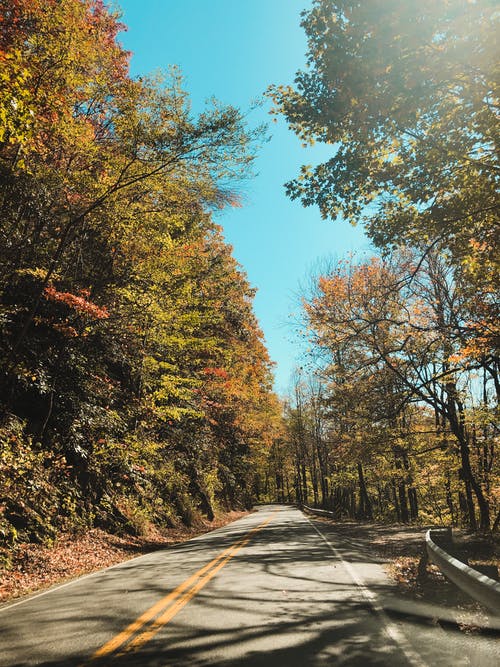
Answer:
0 505 499 666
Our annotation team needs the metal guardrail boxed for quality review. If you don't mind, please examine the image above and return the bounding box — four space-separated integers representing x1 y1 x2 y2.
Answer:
302 506 500 615
301 505 335 518
426 529 500 615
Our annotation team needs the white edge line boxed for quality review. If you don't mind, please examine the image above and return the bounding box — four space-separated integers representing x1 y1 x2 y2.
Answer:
302 512 429 667
0 511 262 614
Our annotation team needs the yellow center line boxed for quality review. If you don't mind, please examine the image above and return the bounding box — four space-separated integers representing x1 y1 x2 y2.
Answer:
115 512 277 658
81 509 279 665
84 547 234 662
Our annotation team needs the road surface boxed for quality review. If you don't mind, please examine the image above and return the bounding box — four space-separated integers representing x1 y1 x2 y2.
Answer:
0 505 498 666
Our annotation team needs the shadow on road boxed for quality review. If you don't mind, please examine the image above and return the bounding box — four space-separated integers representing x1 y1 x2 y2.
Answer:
4 603 418 667
2 508 499 667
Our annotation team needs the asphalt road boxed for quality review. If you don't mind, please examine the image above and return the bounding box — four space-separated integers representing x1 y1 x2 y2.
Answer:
0 505 499 666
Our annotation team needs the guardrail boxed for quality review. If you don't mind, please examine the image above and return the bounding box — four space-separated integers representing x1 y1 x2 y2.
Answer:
426 529 500 615
302 506 500 615
301 505 335 518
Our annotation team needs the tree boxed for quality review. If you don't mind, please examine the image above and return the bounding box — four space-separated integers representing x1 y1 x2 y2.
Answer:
269 0 499 267
0 0 262 370
268 0 498 530
303 251 498 529
0 0 282 549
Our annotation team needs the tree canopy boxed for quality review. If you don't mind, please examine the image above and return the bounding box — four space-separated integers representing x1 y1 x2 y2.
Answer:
269 0 499 264
267 0 499 532
0 0 283 554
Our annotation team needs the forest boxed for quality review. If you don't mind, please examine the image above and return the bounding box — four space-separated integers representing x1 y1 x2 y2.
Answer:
0 0 498 574
0 0 283 561
266 0 499 532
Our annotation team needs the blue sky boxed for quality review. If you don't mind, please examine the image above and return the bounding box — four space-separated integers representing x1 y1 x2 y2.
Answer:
116 0 370 394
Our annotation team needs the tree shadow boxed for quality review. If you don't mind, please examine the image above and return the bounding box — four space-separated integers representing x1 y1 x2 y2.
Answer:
1 507 499 667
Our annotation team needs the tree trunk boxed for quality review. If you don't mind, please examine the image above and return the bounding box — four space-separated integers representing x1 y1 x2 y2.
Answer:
357 462 373 519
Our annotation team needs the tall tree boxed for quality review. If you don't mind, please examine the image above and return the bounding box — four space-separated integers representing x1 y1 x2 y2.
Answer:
269 0 499 279
0 0 282 549
303 252 498 529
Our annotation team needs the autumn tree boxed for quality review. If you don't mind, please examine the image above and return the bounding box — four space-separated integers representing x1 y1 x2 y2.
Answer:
303 252 498 530
0 0 282 550
0 0 262 371
268 0 498 530
269 0 498 262
269 1 499 370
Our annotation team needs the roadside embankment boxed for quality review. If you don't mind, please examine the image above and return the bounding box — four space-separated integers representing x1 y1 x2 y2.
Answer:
0 510 249 605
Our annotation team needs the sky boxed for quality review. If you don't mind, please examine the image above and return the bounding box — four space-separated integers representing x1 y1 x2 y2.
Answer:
116 0 371 395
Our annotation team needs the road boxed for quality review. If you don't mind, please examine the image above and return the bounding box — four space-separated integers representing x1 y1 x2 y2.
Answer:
0 505 499 666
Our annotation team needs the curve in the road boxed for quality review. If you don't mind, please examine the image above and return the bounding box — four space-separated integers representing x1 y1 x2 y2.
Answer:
81 509 280 665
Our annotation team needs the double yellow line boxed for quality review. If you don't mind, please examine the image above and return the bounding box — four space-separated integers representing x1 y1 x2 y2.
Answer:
81 510 279 664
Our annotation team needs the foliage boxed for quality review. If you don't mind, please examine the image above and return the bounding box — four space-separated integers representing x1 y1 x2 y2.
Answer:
269 0 499 262
267 0 499 531
0 0 282 554
268 252 498 530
